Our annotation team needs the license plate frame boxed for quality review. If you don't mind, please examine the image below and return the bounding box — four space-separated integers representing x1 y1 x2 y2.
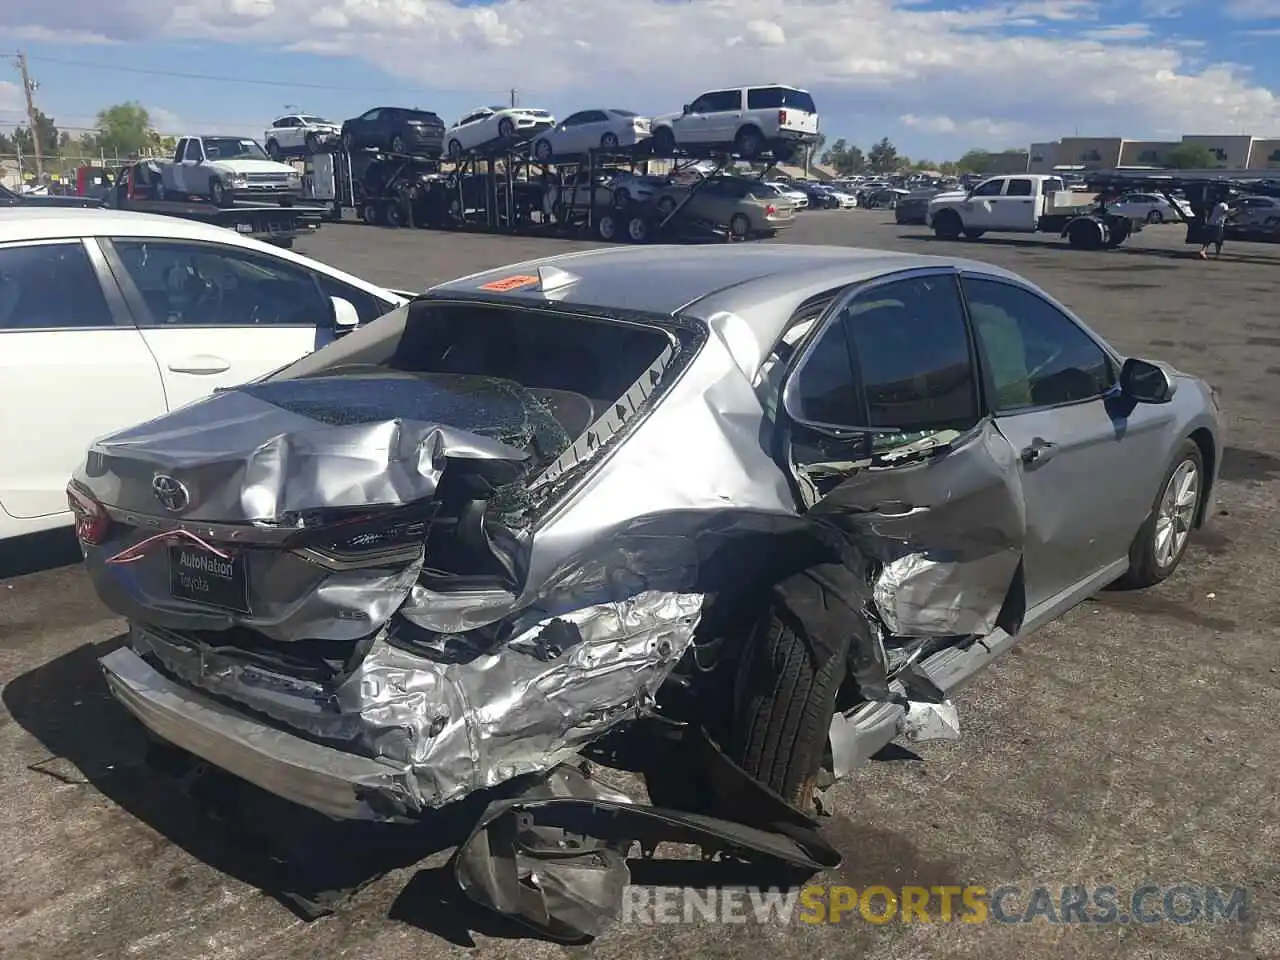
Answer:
168 544 250 613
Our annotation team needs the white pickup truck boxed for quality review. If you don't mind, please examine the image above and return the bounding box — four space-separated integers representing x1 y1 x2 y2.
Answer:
153 136 303 207
927 173 1138 249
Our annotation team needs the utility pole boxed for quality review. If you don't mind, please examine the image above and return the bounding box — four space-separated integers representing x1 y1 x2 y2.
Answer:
510 88 518 108
14 51 44 180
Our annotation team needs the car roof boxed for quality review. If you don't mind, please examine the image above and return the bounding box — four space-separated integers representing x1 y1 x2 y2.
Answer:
0 207 274 244
430 244 1027 379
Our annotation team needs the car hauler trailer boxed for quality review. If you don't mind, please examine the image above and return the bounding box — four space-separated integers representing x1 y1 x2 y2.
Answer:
1083 168 1280 246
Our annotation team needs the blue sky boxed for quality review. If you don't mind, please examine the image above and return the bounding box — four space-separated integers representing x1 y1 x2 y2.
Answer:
3 0 1279 161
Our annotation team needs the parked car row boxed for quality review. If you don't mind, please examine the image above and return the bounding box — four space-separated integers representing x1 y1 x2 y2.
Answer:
264 83 822 163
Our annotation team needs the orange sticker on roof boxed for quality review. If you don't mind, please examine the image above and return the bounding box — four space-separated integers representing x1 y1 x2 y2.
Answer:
479 274 539 292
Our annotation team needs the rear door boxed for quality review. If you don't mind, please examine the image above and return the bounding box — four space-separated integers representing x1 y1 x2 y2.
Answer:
98 236 337 411
959 273 1170 616
776 268 1025 639
988 177 1039 230
0 238 166 521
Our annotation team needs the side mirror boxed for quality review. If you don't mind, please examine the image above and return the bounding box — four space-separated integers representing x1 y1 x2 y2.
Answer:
1119 357 1176 404
330 296 360 332
681 104 692 115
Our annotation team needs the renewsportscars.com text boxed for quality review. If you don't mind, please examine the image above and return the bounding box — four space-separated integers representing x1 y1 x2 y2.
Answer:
621 884 1248 925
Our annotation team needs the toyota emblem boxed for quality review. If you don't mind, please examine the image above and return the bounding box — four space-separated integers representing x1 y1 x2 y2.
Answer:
152 474 190 513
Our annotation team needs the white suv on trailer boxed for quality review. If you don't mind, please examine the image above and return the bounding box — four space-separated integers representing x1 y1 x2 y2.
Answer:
650 84 819 161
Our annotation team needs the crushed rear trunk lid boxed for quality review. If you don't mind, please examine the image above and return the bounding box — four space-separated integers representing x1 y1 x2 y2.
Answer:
74 373 571 642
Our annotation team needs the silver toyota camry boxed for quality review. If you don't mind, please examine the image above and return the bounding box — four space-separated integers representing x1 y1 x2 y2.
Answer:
71 244 1222 936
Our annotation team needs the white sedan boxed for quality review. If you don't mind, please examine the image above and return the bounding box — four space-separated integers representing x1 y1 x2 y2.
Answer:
0 208 408 542
445 107 555 160
531 109 651 162
1109 192 1189 224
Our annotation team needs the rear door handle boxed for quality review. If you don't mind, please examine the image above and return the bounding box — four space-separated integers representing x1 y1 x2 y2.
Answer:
1020 438 1056 465
167 355 230 374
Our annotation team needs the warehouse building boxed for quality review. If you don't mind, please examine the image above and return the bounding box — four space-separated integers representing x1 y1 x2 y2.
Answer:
1026 134 1280 173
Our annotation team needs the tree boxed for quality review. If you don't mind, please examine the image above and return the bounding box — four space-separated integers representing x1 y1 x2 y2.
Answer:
820 138 865 176
12 109 60 158
956 149 994 174
0 130 14 156
867 137 898 173
95 102 152 158
1165 142 1216 169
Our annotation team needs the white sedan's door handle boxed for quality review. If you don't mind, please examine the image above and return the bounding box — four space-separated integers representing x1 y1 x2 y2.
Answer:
167 355 230 374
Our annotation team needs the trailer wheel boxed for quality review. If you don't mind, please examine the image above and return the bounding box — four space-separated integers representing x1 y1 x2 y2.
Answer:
595 211 620 242
626 214 650 243
1067 218 1104 250
932 209 963 240
360 201 381 225
384 201 407 228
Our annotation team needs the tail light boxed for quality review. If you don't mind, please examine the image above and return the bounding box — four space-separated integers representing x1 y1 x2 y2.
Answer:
67 482 111 546
778 110 788 126
765 203 777 216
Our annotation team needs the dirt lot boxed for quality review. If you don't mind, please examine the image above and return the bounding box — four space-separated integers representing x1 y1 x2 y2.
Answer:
2 213 1278 960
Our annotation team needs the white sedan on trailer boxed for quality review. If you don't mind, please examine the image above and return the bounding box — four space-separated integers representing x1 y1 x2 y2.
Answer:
445 107 556 160
0 208 408 542
531 109 651 162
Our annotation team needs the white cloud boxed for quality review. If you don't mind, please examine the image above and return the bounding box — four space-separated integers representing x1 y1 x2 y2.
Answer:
1081 22 1152 40
901 114 1025 140
9 0 1280 142
1226 0 1278 18
0 82 22 115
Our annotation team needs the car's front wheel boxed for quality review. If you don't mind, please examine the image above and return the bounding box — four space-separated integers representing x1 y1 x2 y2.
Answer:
1117 439 1204 588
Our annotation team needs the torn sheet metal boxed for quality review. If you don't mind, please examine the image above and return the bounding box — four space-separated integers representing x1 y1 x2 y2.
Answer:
454 763 841 943
806 420 1027 639
75 374 551 524
127 591 703 809
901 699 962 743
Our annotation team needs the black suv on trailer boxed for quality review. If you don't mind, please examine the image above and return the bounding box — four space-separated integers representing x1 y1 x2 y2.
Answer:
341 107 446 158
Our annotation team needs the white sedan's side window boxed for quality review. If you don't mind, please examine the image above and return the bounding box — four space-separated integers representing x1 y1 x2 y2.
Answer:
0 242 114 330
111 240 329 327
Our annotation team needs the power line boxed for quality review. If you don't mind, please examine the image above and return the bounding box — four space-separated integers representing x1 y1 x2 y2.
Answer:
16 53 525 99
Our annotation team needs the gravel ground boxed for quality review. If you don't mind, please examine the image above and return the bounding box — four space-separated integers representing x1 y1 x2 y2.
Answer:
1 210 1277 960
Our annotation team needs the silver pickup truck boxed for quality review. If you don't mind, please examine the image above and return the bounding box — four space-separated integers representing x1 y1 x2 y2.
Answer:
153 135 303 207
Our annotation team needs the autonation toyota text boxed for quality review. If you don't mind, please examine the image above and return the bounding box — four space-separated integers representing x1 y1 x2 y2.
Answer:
622 884 1248 925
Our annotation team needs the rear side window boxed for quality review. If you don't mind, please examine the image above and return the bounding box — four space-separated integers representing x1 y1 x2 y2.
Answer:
747 87 817 113
842 275 978 431
1006 178 1033 197
0 242 114 331
407 110 441 123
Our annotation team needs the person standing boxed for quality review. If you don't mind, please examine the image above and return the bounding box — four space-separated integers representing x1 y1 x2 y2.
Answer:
1198 196 1231 259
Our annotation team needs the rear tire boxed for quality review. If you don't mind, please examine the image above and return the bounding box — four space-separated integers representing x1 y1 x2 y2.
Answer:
962 229 985 240
1115 440 1204 588
651 127 676 158
729 601 849 809
265 139 281 160
733 126 764 159
1146 209 1163 224
729 213 751 239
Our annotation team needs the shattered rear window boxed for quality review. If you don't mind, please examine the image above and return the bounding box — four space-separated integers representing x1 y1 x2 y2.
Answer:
238 374 571 465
